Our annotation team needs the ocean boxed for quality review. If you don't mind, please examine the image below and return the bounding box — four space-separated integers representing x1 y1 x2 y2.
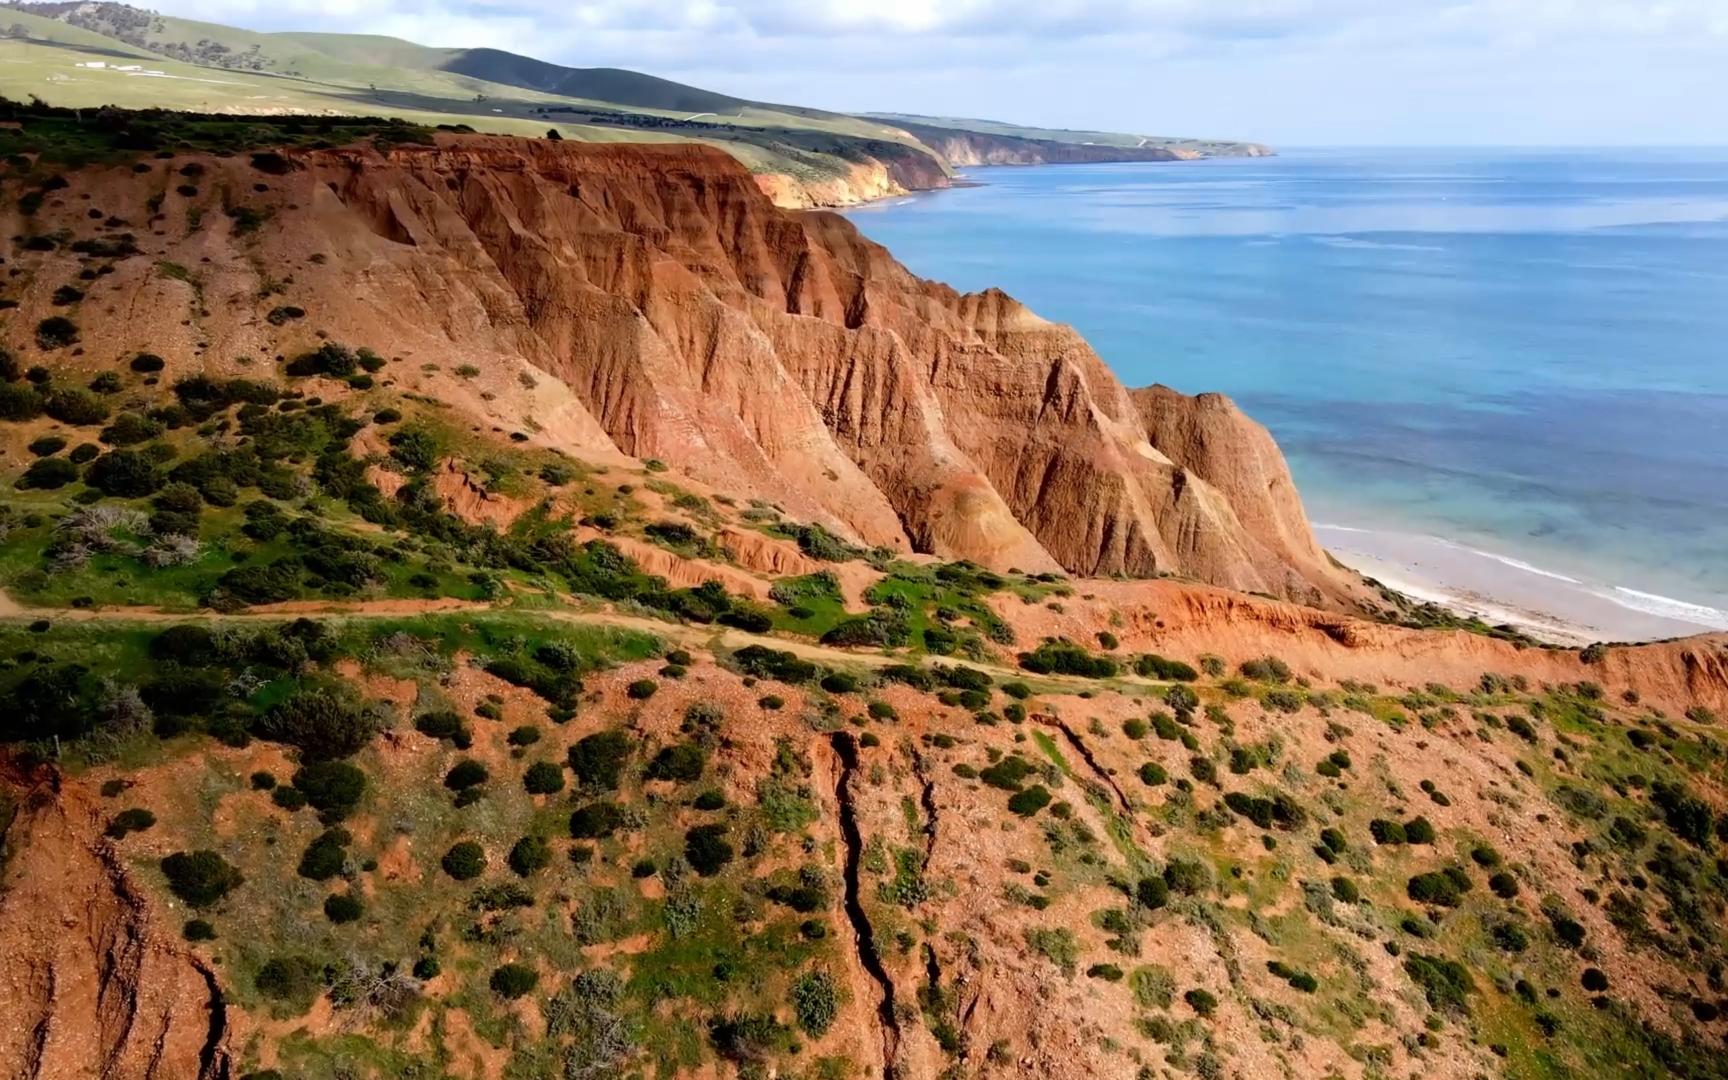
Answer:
844 149 1728 640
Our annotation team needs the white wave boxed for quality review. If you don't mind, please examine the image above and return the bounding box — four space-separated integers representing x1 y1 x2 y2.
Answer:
1602 587 1728 629
1431 540 1584 584
1313 522 1372 534
1311 235 1446 252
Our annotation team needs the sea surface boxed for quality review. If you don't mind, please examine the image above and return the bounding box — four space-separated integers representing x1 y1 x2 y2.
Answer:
845 149 1728 638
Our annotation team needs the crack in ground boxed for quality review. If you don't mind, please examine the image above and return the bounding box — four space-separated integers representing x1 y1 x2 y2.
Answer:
829 731 901 1077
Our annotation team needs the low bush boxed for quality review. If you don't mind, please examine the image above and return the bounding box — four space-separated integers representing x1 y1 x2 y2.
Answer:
568 730 632 790
105 807 157 838
160 850 243 908
441 841 487 880
508 836 552 877
1403 953 1473 1013
323 892 363 923
523 760 565 795
569 801 626 839
291 761 367 821
490 963 538 999
685 823 734 876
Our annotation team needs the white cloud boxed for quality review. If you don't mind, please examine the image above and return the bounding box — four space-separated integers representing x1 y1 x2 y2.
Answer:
135 0 1728 143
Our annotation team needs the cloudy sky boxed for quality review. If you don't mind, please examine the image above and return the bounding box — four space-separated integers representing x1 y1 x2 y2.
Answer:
145 0 1728 145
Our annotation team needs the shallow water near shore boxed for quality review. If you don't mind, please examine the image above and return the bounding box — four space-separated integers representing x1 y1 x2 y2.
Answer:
846 149 1728 640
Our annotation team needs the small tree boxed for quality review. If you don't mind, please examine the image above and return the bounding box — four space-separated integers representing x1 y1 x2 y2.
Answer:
442 841 486 881
160 850 243 908
490 963 538 998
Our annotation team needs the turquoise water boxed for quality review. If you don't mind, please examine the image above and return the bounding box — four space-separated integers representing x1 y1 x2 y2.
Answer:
845 150 1728 627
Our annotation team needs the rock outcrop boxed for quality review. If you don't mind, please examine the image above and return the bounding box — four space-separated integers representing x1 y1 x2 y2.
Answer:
884 120 1184 166
0 768 232 1080
0 134 1361 606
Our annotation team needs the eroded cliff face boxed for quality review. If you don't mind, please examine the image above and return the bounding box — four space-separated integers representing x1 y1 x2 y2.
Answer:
0 134 1360 605
0 770 232 1080
885 120 1184 166
754 140 953 208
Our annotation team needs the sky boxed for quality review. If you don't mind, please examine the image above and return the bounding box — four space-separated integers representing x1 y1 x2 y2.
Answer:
142 0 1728 145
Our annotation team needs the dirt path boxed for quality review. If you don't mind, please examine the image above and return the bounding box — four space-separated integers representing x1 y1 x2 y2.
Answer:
0 590 1173 694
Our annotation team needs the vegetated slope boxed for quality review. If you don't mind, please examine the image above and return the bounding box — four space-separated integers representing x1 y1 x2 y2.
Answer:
0 124 1352 605
2 115 1728 1077
0 2 947 208
881 117 1187 166
1 3 1268 208
866 111 1275 159
0 602 1725 1079
435 48 758 116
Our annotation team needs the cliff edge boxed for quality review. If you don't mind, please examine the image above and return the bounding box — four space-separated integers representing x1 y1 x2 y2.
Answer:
0 132 1359 607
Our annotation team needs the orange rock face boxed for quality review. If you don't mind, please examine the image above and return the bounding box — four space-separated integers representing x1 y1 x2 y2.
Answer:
1 134 1359 606
0 772 231 1080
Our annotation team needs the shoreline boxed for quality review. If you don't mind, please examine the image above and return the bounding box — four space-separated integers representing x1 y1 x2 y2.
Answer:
1316 524 1728 646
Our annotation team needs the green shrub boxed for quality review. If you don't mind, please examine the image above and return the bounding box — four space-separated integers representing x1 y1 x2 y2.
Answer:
490 963 538 999
18 456 77 489
1184 988 1218 1017
523 761 565 795
1163 857 1211 896
625 678 658 700
291 761 367 821
569 801 626 839
1490 921 1530 952
35 315 79 350
568 730 632 789
323 892 363 923
0 382 44 421
1403 816 1437 844
732 644 818 683
1222 791 1306 830
1238 657 1292 683
183 918 216 942
297 828 350 881
258 689 379 760
1138 761 1168 786
254 955 322 1009
414 710 464 741
645 742 705 783
790 970 840 1037
685 823 734 876
508 836 552 877
1330 876 1360 904
1406 868 1471 907
1488 871 1520 898
1369 818 1407 845
1008 785 1053 817
1136 875 1169 910
105 807 157 838
1018 639 1117 678
160 850 243 908
43 388 109 425
444 759 489 790
1134 653 1198 681
441 841 486 880
821 609 911 649
1403 953 1474 1013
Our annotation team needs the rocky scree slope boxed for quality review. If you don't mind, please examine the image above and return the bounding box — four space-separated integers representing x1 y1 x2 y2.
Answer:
0 134 1360 608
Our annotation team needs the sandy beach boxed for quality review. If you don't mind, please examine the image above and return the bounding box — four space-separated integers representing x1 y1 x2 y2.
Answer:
1315 525 1728 646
